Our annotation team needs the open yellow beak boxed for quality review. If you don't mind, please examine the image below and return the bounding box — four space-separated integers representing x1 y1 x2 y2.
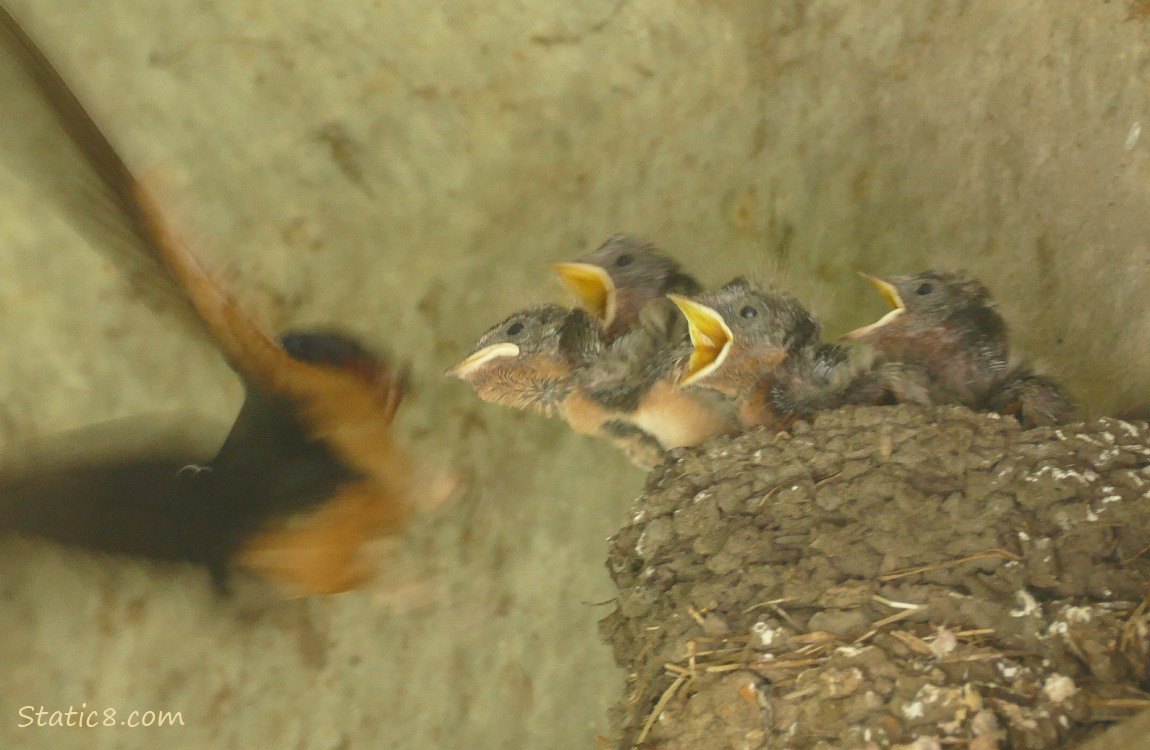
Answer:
841 272 906 340
444 342 520 379
667 295 734 386
552 262 616 328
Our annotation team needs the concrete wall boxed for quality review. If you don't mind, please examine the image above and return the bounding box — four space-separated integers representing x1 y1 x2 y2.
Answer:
1 1 1148 748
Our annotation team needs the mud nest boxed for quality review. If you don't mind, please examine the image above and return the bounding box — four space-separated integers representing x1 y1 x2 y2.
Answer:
600 405 1150 749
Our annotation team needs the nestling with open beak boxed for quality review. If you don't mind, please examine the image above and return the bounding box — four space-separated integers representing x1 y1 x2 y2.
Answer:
447 305 669 467
548 235 743 456
668 278 900 430
447 303 739 468
843 270 1074 427
552 234 701 343
571 330 741 460
446 305 587 416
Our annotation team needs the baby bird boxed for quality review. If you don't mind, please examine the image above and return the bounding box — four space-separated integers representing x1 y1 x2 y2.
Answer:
447 305 666 466
842 270 1073 427
448 303 738 468
446 305 580 417
551 236 745 450
552 234 701 342
669 278 890 430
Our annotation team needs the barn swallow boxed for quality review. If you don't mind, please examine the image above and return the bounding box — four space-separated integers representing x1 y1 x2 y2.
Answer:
447 304 738 467
0 5 454 596
447 304 664 467
551 234 701 342
843 270 1074 426
445 304 581 417
842 271 1009 404
668 278 893 429
573 330 741 455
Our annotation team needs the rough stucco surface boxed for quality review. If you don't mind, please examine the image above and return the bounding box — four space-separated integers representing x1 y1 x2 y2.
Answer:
0 1 1148 748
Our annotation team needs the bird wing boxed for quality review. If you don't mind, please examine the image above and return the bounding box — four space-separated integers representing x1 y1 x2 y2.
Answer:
0 5 452 595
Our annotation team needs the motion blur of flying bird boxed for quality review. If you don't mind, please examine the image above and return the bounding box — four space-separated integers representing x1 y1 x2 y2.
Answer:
0 5 455 597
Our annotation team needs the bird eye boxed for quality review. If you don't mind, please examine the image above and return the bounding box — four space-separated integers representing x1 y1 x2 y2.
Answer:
507 322 524 336
915 282 934 296
615 254 634 267
739 305 758 319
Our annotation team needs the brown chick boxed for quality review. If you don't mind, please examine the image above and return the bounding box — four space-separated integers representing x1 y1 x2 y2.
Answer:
843 270 1073 427
669 278 893 430
552 234 701 342
448 304 738 468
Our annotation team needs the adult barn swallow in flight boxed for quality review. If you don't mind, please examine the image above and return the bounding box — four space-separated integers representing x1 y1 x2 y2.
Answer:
843 270 1073 427
669 278 896 429
0 5 453 595
551 234 701 342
